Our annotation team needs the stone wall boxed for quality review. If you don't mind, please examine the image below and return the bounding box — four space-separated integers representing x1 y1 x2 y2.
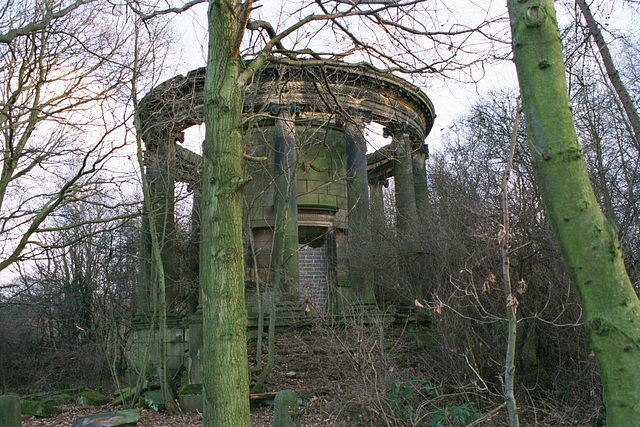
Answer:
243 123 349 231
298 243 329 309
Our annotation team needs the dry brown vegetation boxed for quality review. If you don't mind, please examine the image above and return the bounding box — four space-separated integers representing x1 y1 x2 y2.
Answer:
15 316 603 426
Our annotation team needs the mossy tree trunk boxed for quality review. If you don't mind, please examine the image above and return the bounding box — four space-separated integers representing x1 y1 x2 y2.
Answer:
201 0 253 425
508 0 640 422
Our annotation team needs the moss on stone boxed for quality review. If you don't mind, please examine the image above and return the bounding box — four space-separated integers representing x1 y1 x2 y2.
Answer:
179 383 203 395
76 389 110 406
20 399 63 418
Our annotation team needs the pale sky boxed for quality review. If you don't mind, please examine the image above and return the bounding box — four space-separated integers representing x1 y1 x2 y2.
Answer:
164 1 514 154
164 0 635 154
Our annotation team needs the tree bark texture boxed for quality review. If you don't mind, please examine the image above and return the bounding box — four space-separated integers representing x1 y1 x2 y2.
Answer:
508 1 640 423
201 0 251 425
576 0 640 148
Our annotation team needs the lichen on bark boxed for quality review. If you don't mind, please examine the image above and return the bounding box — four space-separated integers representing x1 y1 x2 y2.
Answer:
508 0 640 423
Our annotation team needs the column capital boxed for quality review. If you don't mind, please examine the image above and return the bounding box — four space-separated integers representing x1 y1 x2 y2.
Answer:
345 107 373 123
374 177 389 187
411 142 429 159
268 102 299 116
383 122 423 141
419 143 429 158
140 122 183 149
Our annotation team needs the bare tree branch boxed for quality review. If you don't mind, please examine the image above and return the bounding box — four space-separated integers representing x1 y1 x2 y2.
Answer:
0 0 94 43
126 0 207 21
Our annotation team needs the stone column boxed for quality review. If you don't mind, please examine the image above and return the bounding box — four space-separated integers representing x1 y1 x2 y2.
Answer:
411 143 430 293
149 131 177 312
136 130 178 317
0 394 21 427
187 190 203 387
344 116 374 303
187 190 201 314
369 178 387 236
272 103 299 297
327 226 350 312
130 128 181 382
389 126 418 236
388 126 420 296
369 177 388 294
412 143 430 219
137 210 152 317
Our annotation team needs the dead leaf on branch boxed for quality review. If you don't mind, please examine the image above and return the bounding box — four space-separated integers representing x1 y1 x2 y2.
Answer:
517 278 528 295
498 226 507 244
482 272 497 293
433 301 444 315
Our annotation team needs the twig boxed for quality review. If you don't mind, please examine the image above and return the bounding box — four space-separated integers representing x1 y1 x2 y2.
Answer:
465 402 507 427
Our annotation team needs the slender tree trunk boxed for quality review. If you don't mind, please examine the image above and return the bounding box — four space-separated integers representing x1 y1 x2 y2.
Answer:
508 1 640 423
248 218 264 372
501 103 520 427
201 0 251 425
132 21 177 413
252 292 276 393
576 0 640 148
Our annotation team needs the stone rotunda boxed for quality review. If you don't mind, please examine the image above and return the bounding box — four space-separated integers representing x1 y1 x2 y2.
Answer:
130 62 435 403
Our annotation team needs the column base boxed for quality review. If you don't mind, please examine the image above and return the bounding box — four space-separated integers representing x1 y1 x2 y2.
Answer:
126 314 188 384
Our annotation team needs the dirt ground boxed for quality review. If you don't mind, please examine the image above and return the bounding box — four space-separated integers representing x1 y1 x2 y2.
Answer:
19 320 602 426
22 404 334 427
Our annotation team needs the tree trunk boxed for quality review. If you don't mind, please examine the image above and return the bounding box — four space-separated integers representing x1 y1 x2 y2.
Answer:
576 0 640 148
508 0 640 423
501 103 520 427
201 0 251 425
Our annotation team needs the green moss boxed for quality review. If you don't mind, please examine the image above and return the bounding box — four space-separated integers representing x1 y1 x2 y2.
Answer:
142 389 165 412
178 383 203 395
112 385 145 406
76 389 110 406
43 393 74 406
0 394 21 427
20 399 63 418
